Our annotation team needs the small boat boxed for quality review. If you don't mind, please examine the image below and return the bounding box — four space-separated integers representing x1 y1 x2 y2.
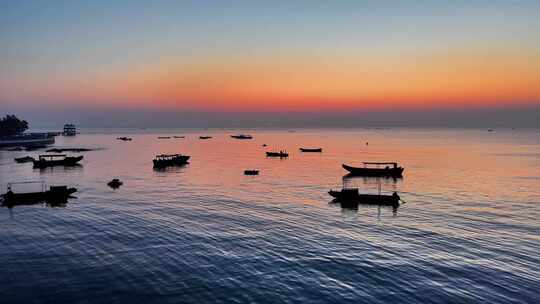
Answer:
153 154 190 168
299 148 322 152
173 136 185 139
328 188 400 206
33 154 83 168
158 136 171 139
14 156 35 163
262 144 267 147
342 162 404 177
2 183 77 206
231 134 253 139
107 179 123 188
117 137 132 141
244 170 259 175
199 136 212 139
266 151 289 158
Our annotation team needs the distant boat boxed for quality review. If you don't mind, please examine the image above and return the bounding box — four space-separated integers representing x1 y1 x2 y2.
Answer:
117 137 132 141
266 151 289 158
244 170 259 175
0 133 55 148
328 188 400 206
173 136 185 138
488 129 494 132
63 124 77 136
299 148 322 153
2 183 77 207
199 136 212 139
158 136 171 139
33 154 83 168
153 154 190 168
231 134 253 139
342 162 404 177
262 144 267 147
14 156 35 163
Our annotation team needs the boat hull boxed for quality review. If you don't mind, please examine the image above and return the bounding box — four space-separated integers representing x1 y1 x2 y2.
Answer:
342 164 404 177
2 187 77 206
328 189 400 206
266 152 288 158
300 148 322 152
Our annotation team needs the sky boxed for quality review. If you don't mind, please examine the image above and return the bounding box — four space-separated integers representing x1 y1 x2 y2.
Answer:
1 0 539 127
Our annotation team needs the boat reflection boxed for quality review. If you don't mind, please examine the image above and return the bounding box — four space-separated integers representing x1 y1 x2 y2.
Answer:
152 163 189 173
343 174 401 189
329 199 398 216
2 197 70 209
35 164 83 174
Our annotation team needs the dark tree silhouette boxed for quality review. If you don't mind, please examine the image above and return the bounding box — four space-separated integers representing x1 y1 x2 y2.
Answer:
0 115 29 136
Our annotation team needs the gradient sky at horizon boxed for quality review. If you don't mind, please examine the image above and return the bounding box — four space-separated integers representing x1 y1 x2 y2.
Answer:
1 0 540 113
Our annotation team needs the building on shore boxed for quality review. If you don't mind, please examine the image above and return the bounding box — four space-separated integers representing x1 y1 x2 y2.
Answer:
63 124 77 136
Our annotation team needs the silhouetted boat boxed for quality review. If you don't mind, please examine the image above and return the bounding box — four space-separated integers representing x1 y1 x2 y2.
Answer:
153 154 190 168
107 179 123 188
266 151 288 158
244 170 259 175
1 182 77 207
342 162 404 177
117 137 132 141
173 136 185 138
299 148 322 152
14 156 35 163
231 134 253 139
158 136 171 139
199 136 212 139
328 188 400 206
33 154 83 168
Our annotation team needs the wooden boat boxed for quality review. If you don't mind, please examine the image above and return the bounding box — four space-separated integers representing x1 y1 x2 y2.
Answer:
117 137 132 141
266 151 289 158
14 156 35 163
199 136 212 139
342 162 404 177
158 136 171 139
33 154 83 168
299 148 322 152
231 134 253 139
2 183 77 206
107 179 123 188
328 188 400 206
173 136 185 138
153 154 190 168
244 170 259 175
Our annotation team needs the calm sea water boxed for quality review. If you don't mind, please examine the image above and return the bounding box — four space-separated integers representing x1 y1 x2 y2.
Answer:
0 128 539 303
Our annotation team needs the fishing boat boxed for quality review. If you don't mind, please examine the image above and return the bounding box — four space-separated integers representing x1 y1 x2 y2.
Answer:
173 136 185 138
244 170 259 175
266 151 289 158
231 134 253 139
328 188 400 206
153 154 190 168
117 137 132 141
33 154 83 168
199 136 212 139
158 136 171 139
299 148 322 152
342 162 404 177
1 182 77 206
14 156 35 163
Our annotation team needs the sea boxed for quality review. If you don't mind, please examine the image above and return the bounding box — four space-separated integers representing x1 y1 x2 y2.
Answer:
0 128 539 303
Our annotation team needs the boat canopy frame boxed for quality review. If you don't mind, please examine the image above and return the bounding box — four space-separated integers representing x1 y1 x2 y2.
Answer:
362 162 398 168
6 181 46 193
38 154 67 160
155 154 184 160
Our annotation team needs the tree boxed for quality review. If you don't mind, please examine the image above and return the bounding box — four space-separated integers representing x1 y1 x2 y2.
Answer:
0 115 29 137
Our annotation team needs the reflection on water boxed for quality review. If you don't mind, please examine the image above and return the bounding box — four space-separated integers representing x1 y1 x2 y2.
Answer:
35 164 83 174
0 128 539 303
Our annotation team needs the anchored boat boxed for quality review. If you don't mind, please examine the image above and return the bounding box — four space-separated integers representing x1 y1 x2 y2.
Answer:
1 182 77 207
299 148 322 152
342 162 404 177
231 134 253 139
153 154 190 168
33 154 83 168
266 151 289 158
14 156 35 163
328 188 400 206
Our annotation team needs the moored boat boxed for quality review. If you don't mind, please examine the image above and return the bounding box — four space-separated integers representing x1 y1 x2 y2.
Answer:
328 188 400 206
199 136 212 139
33 154 83 168
342 162 404 177
231 134 253 139
244 170 259 175
153 154 190 168
117 137 132 141
158 136 171 139
266 151 289 158
1 182 77 207
299 147 322 152
107 178 123 188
